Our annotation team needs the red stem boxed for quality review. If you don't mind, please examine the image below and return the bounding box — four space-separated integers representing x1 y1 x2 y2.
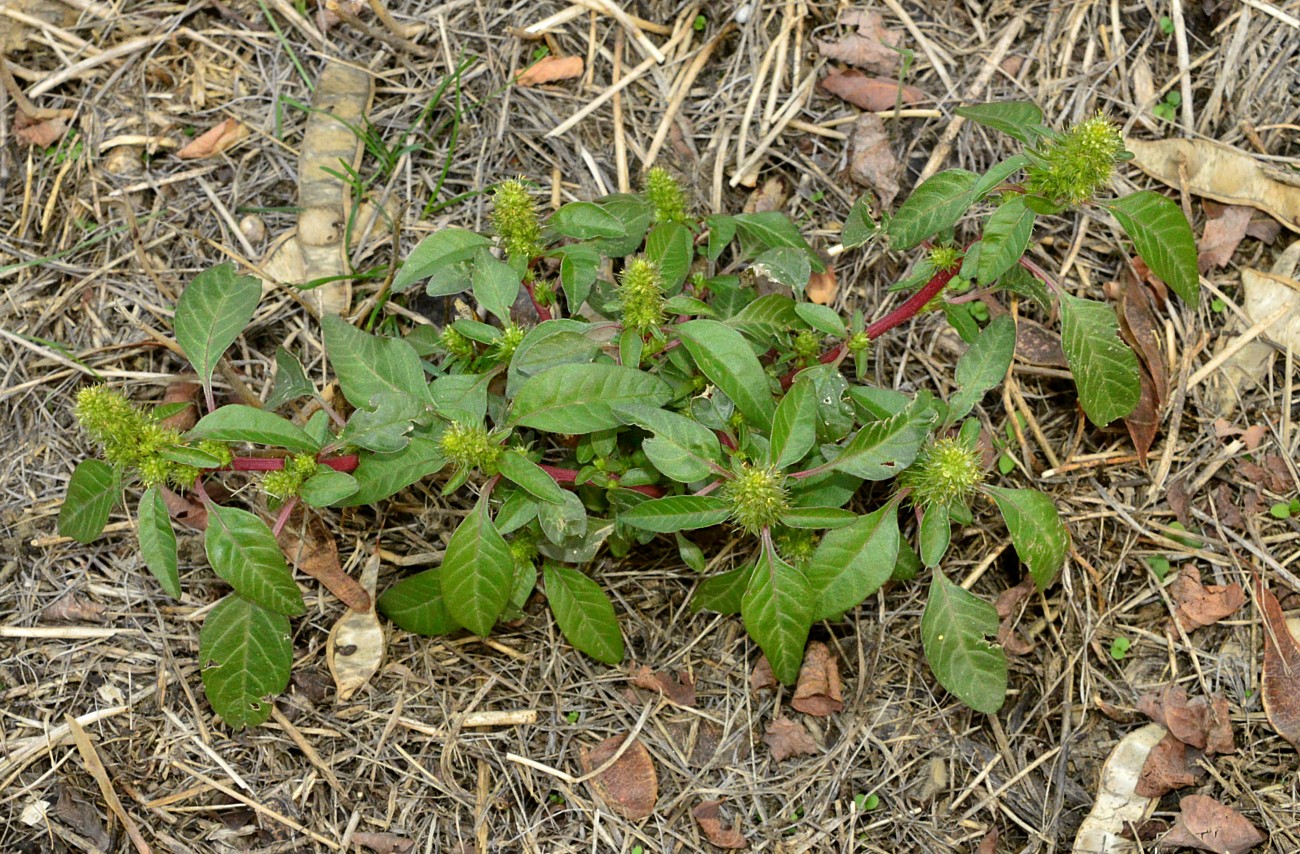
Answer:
523 280 553 321
537 463 665 498
229 454 359 473
865 267 957 340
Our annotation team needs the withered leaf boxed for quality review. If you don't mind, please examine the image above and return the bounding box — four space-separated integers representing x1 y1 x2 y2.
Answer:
1256 575 1300 752
1159 795 1266 854
15 110 69 147
819 69 927 113
1169 567 1246 632
791 641 844 716
1199 205 1255 272
847 113 901 208
1137 684 1236 755
1213 484 1245 529
763 716 818 761
41 595 106 623
743 177 787 214
326 553 384 701
1012 316 1069 368
691 799 748 849
749 655 777 694
160 485 207 529
1117 273 1168 463
516 55 584 88
1135 733 1202 797
815 9 900 74
580 734 657 820
158 381 201 431
1168 477 1193 528
177 117 249 159
629 664 696 706
276 514 371 611
1211 419 1267 451
806 267 837 306
353 831 415 854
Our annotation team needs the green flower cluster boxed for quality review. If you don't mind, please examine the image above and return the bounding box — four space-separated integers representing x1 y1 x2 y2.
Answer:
491 178 543 262
440 421 501 473
645 167 690 225
900 437 984 510
1025 114 1124 205
440 326 476 360
618 257 665 332
928 245 963 272
725 464 789 535
262 454 319 501
74 385 228 488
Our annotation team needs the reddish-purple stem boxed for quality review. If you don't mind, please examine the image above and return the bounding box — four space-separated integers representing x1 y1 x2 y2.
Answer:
537 463 664 498
864 267 958 340
229 454 358 473
271 498 297 536
523 280 553 321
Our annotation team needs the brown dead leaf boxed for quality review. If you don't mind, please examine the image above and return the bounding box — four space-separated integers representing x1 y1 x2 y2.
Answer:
1117 273 1168 463
1159 795 1266 854
158 381 201 431
629 665 696 706
806 267 837 305
516 55 584 88
580 734 657 820
743 177 787 214
327 553 384 701
1168 477 1193 528
847 113 902 208
353 831 415 854
14 110 69 147
1135 733 1202 797
1212 419 1268 451
815 9 900 74
750 655 777 694
974 828 999 854
692 800 748 849
1237 457 1295 494
1256 575 1300 752
995 577 1036 619
1199 205 1255 272
791 641 843 716
1127 138 1299 233
1213 484 1245 529
1012 316 1069 368
53 786 111 851
820 69 927 113
763 716 818 761
1169 567 1246 632
160 486 207 529
276 515 371 612
177 117 249 159
1137 685 1235 755
41 595 106 623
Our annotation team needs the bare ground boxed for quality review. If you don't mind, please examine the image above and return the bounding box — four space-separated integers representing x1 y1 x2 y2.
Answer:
2 0 1299 851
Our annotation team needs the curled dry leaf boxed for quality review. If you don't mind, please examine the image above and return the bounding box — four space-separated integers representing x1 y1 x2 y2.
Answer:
1199 205 1255 272
791 641 844 716
1072 723 1165 854
1211 420 1267 451
176 117 249 159
516 55 584 88
749 655 777 694
41 595 106 623
326 552 384 701
691 799 748 849
1169 567 1245 633
15 110 69 147
580 734 658 821
847 113 902 208
353 831 415 854
763 716 818 761
1255 575 1300 752
806 267 837 305
1116 273 1169 464
158 381 201 431
820 69 927 113
1135 733 1202 798
276 515 371 612
1126 138 1300 233
629 665 696 706
743 177 787 214
1137 684 1236 755
815 9 901 74
1159 795 1266 854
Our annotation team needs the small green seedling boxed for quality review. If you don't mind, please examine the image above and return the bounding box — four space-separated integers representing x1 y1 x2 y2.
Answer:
1109 636 1131 660
1270 498 1300 520
1153 90 1182 123
1158 16 1175 35
854 793 881 812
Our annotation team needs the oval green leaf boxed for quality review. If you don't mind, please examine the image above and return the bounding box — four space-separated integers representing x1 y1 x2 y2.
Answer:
510 363 672 434
678 319 776 431
204 504 304 616
439 497 513 636
199 594 293 730
543 562 625 664
189 405 320 452
742 544 813 685
377 568 460 636
138 485 181 598
621 495 730 533
174 263 261 405
921 571 1007 714
984 486 1070 591
58 459 117 544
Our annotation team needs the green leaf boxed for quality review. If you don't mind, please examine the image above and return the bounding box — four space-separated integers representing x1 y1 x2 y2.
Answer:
471 247 521 322
806 503 900 621
842 196 879 249
753 246 812 292
793 303 847 337
430 373 490 424
733 212 816 259
591 193 653 256
975 196 1034 285
955 102 1045 144
984 486 1070 591
778 506 857 529
543 562 625 664
439 497 513 636
727 294 801 342
511 363 672 434
58 459 117 543
678 320 776 431
887 169 980 251
392 227 492 293
918 503 951 568
645 222 694 292
770 379 817 470
137 485 181 598
506 320 600 397
614 403 722 484
921 571 1007 714
550 243 601 310
160 445 227 469
189 405 320 452
377 568 460 635
621 495 730 533
204 504 304 616
340 434 446 506
971 154 1032 201
340 391 427 453
691 563 752 614
995 264 1052 311
537 489 588 544
299 470 359 506
265 346 315 410
1106 191 1199 305
497 450 567 505
948 315 1016 422
1058 292 1141 426
174 263 261 404
676 533 705 572
825 393 936 480
322 315 430 410
742 543 813 685
551 201 628 239
705 214 737 261
198 594 292 730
